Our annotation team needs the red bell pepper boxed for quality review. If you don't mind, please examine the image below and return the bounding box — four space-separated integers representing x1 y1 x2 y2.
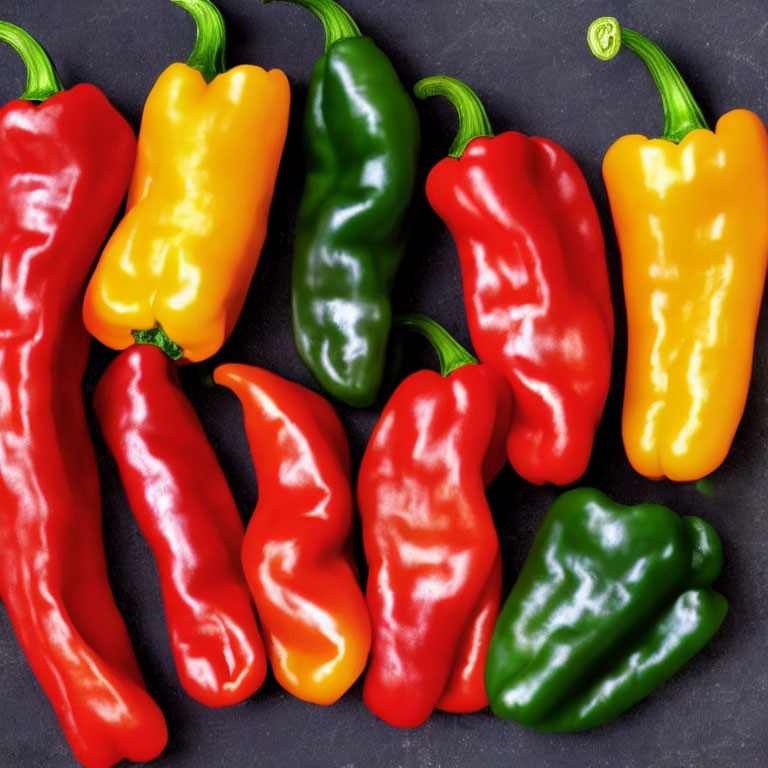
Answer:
214 364 371 706
358 314 512 728
0 23 167 768
94 345 267 707
415 76 614 486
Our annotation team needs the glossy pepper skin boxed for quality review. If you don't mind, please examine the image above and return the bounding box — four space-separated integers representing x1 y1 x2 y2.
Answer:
83 0 290 362
94 345 267 707
588 18 768 481
263 0 420 407
358 315 512 728
215 364 371 705
415 77 613 486
486 488 728 731
0 23 167 768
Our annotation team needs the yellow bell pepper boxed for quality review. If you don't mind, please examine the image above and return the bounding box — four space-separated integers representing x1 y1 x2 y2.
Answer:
83 0 290 362
589 17 768 481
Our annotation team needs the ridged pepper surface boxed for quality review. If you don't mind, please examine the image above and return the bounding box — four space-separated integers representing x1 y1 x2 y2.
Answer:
83 0 290 362
588 17 768 481
358 315 512 727
95 345 267 707
215 364 371 705
86 0 278 711
486 488 728 731
264 0 420 407
0 23 167 768
416 76 613 486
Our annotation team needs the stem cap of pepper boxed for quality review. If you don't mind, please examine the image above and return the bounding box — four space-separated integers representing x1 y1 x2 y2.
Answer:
133 327 184 361
587 16 622 61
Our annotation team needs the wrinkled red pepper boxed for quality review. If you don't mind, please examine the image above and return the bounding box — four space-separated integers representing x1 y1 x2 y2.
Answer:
0 22 167 768
358 314 511 728
415 76 614 486
215 364 371 706
94 345 267 707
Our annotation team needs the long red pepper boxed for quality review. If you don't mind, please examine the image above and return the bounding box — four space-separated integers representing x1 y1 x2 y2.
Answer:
94 345 267 707
215 364 371 705
0 23 167 768
358 314 512 727
415 76 614 486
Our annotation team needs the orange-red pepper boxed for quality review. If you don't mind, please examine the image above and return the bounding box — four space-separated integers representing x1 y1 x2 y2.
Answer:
215 364 371 705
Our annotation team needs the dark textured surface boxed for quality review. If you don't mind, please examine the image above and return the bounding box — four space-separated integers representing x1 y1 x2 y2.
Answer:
1 1 767 766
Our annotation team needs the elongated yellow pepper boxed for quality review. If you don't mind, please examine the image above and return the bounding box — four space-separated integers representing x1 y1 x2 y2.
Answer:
590 18 768 481
84 0 289 362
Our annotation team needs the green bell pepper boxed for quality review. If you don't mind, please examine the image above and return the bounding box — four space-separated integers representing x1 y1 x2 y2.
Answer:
486 488 728 731
264 0 420 407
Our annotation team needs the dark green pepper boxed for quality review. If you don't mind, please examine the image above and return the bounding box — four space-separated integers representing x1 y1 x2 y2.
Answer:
263 0 420 407
486 488 728 731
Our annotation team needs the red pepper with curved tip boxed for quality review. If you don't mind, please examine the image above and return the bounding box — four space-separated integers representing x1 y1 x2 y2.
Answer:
94 344 267 707
214 364 371 706
358 314 512 728
415 76 614 486
0 22 167 768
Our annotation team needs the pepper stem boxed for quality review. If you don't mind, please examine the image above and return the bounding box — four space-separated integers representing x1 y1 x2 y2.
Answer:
0 21 63 102
261 0 361 53
133 327 184 361
414 76 494 159
395 314 477 378
587 16 708 143
171 0 227 83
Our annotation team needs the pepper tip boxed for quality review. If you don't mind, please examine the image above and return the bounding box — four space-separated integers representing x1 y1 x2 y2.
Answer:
587 16 622 61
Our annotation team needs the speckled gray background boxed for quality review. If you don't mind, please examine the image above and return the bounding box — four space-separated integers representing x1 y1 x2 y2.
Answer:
1 1 767 766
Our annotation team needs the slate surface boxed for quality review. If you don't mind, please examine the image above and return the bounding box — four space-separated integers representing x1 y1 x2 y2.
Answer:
1 1 767 766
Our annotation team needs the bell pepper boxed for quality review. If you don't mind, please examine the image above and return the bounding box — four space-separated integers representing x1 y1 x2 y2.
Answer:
262 0 420 407
415 76 613 486
214 364 371 705
486 488 728 731
94 345 268 707
83 0 290 363
0 23 167 768
358 314 512 728
588 17 768 481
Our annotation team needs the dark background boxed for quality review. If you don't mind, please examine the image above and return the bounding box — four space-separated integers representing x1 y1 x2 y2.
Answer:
1 0 767 766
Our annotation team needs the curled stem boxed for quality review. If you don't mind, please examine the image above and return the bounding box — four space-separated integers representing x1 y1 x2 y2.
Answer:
0 21 63 101
171 0 227 82
261 0 361 53
587 16 708 142
395 314 477 377
414 76 494 159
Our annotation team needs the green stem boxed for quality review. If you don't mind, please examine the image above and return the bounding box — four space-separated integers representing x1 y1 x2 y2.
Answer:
414 76 494 159
587 16 708 143
261 0 361 53
133 327 184 361
395 314 477 378
0 21 63 101
171 0 227 82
